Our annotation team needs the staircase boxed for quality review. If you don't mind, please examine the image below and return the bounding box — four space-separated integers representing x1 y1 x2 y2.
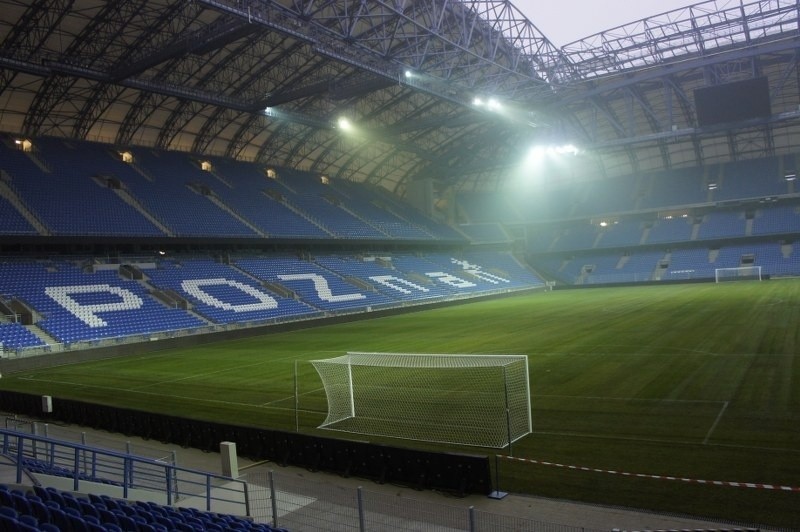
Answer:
0 176 51 235
112 187 174 236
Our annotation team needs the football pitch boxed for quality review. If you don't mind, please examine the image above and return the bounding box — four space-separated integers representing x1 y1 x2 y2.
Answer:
2 280 799 526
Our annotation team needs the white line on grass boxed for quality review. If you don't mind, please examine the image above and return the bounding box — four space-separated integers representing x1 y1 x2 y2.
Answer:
260 386 325 407
703 400 729 444
534 428 800 454
124 350 343 391
17 376 317 413
532 394 724 404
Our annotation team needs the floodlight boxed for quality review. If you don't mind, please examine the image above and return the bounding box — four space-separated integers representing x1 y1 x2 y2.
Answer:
337 117 352 131
473 97 483 106
487 98 501 111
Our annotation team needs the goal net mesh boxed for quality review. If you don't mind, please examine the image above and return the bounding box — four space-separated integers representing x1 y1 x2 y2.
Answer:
311 352 531 448
715 266 762 282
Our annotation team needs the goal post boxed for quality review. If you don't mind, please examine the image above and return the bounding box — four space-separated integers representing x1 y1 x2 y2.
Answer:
310 352 532 448
715 265 762 283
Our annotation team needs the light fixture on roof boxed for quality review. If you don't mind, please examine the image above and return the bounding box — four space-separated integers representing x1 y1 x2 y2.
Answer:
707 182 718 190
473 96 502 112
14 138 32 152
337 117 353 131
785 172 796 181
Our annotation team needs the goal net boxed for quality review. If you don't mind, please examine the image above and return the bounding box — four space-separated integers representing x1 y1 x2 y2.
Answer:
715 265 762 283
310 352 531 448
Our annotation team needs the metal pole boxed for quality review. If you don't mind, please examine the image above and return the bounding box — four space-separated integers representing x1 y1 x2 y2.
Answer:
269 470 279 528
357 486 366 532
294 360 299 432
171 450 179 502
468 505 476 532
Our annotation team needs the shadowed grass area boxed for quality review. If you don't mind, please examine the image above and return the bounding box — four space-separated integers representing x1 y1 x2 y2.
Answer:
1 280 799 526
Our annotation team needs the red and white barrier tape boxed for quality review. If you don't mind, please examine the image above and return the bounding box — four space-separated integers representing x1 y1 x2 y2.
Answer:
503 456 800 492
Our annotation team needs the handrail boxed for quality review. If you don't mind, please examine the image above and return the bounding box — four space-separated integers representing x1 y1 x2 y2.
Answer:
0 428 249 516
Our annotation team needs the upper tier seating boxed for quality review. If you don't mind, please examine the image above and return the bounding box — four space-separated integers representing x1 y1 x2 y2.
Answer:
332 181 434 240
0 135 462 242
202 157 330 239
713 157 787 201
0 139 164 236
596 220 643 248
696 211 747 240
751 205 800 235
550 224 598 252
126 149 258 238
0 195 37 235
646 216 694 244
459 223 511 243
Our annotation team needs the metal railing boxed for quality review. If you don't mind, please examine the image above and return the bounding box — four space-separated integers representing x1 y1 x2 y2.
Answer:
0 428 249 516
245 469 605 532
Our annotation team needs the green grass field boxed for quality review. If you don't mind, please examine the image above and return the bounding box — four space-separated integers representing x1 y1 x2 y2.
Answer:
2 280 799 526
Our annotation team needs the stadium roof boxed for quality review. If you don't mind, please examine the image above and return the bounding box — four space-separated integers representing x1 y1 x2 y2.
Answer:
0 0 798 195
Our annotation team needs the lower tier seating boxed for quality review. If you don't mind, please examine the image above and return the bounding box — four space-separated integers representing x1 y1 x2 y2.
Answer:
0 484 285 532
0 251 543 355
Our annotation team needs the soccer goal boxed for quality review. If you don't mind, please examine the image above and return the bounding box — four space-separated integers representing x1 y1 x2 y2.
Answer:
715 265 762 283
310 352 531 448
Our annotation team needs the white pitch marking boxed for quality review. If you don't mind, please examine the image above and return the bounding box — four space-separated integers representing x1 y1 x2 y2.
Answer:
703 400 729 444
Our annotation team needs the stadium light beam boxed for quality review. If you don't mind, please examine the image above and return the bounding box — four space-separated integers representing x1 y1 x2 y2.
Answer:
337 116 353 131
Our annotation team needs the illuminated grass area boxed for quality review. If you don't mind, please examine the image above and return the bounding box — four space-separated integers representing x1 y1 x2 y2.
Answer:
2 280 799 526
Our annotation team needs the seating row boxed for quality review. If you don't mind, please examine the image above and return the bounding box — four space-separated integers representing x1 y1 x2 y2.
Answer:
532 241 800 285
0 483 285 532
0 252 543 351
459 154 797 223
0 135 457 242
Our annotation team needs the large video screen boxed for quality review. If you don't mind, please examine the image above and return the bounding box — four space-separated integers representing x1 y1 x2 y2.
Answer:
694 77 771 127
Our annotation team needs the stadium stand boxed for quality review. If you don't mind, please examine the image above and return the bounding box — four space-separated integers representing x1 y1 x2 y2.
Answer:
0 323 45 351
0 139 165 237
696 211 748 240
637 167 710 209
751 205 800 235
714 156 787 201
595 220 644 248
0 484 284 532
0 249 543 356
197 158 331 239
549 223 599 252
0 196 37 235
645 216 694 244
144 259 320 324
514 154 800 285
0 261 207 346
459 223 512 243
